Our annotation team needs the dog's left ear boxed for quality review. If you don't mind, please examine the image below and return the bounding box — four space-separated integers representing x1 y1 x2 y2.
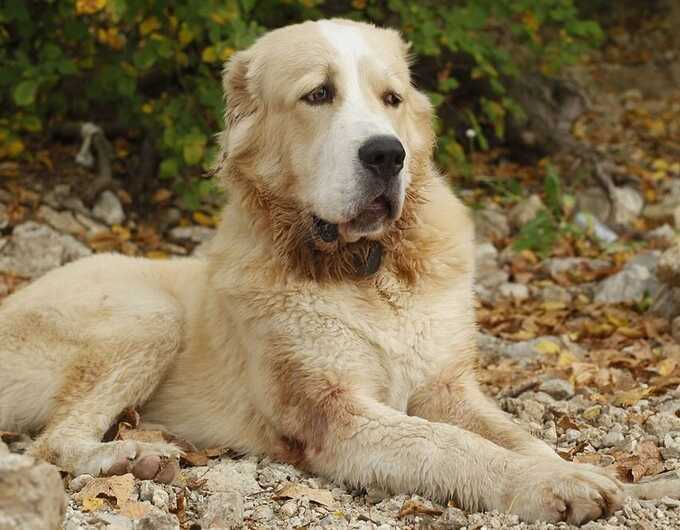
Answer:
222 51 256 129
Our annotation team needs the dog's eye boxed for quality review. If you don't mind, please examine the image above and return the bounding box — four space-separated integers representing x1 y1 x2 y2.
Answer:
303 85 333 105
383 91 402 108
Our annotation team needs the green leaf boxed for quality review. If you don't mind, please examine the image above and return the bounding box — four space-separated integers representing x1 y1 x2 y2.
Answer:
159 158 179 179
182 132 207 165
13 80 39 107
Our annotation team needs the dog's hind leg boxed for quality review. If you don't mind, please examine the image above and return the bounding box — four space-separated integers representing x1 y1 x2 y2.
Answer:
2 288 184 482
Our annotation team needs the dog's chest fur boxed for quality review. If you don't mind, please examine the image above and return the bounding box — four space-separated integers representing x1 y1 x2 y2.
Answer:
299 266 475 413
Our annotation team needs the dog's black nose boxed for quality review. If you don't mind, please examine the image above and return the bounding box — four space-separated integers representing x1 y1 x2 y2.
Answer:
358 135 405 181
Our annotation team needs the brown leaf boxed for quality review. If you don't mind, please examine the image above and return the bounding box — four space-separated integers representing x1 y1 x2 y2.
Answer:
75 473 135 509
274 482 335 508
397 499 443 519
181 451 210 467
119 501 151 519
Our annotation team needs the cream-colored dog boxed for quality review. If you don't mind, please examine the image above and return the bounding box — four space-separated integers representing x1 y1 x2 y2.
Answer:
0 19 676 524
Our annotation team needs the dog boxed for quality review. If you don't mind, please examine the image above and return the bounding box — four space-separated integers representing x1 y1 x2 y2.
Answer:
0 19 677 524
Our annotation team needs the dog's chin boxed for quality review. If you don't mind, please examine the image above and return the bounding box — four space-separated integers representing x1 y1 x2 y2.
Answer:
338 195 399 243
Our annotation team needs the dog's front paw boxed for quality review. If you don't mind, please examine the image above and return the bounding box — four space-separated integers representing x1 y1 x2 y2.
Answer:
502 460 623 525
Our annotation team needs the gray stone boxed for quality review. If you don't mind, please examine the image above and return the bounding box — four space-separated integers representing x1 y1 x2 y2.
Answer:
0 203 7 230
538 283 573 304
647 224 676 244
673 317 680 343
42 184 72 209
0 452 67 530
199 460 261 495
68 474 94 493
645 413 680 437
610 186 643 226
650 286 680 319
509 194 544 229
0 222 91 278
278 499 298 517
200 491 244 529
37 205 85 235
662 433 680 459
139 480 175 511
601 431 626 448
543 257 610 278
251 504 275 522
75 213 107 235
644 198 680 223
595 255 660 304
473 206 510 242
93 190 125 225
578 186 611 224
539 378 575 400
169 225 216 243
657 242 680 286
498 282 529 302
132 504 180 530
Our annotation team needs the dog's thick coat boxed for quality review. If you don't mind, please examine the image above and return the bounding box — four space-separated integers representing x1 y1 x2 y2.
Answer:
0 19 676 524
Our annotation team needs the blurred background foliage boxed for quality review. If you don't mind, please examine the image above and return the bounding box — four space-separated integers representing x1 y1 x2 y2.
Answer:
0 0 603 204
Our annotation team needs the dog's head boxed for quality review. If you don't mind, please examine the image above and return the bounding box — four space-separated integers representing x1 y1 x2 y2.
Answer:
219 19 434 244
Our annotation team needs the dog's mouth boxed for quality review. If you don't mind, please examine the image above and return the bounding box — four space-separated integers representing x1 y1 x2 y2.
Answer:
312 189 401 245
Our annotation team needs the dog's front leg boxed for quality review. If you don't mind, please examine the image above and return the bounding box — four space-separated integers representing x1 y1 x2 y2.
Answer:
276 389 621 524
408 365 560 459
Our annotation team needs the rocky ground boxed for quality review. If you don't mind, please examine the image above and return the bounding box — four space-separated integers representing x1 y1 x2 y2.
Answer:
3 6 680 530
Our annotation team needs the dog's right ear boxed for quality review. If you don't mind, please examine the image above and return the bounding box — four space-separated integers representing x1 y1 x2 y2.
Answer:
222 50 256 129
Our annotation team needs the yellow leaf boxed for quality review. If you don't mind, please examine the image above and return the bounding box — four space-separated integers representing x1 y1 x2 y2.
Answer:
179 25 194 47
583 405 601 419
82 497 105 512
541 301 566 311
534 339 561 355
613 387 651 407
219 47 235 61
146 250 168 260
657 357 678 377
6 140 24 158
557 351 579 368
139 17 160 36
141 102 153 114
201 47 217 63
192 211 215 227
76 0 106 16
652 159 669 171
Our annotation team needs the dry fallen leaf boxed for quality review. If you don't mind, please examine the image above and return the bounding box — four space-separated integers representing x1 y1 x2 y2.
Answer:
81 497 106 512
119 501 151 519
74 473 135 509
274 482 335 508
397 499 443 519
613 441 664 482
612 387 651 407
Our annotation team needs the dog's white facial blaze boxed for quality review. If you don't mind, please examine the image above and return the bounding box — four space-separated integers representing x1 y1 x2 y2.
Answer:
301 21 409 233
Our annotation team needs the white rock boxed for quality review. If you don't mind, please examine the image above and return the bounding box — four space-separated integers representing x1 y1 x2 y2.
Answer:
0 452 67 530
498 282 529 301
200 491 243 529
647 224 675 244
37 205 85 235
0 222 91 278
200 460 261 495
595 255 660 304
93 190 125 225
170 225 216 243
0 203 8 230
509 194 545 229
68 474 94 492
539 379 575 400
601 431 626 448
610 186 643 226
473 206 510 242
538 283 572 304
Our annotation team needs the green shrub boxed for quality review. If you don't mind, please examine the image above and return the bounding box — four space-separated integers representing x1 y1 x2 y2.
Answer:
0 0 603 203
